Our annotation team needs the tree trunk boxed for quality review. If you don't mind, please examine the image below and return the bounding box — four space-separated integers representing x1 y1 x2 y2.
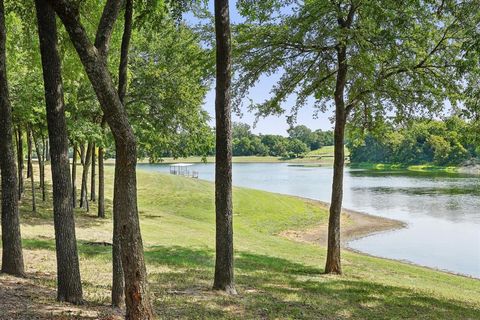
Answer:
112 0 132 308
80 143 85 166
80 142 92 211
35 0 83 304
0 0 25 277
45 139 50 162
72 144 77 208
213 0 236 294
33 134 46 202
98 146 105 218
90 143 96 202
47 0 154 317
27 131 32 179
16 128 24 200
27 129 36 213
325 45 348 275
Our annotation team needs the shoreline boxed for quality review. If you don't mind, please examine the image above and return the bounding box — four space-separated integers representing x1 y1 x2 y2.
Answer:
279 197 479 280
279 198 406 246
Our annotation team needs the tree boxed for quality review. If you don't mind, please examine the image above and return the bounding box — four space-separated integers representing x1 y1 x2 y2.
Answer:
213 0 236 294
232 122 252 139
34 0 83 303
236 0 467 274
0 0 25 277
287 138 309 158
287 125 314 148
46 0 154 317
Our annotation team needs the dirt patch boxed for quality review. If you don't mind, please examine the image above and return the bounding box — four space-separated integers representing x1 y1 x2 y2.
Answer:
280 201 405 247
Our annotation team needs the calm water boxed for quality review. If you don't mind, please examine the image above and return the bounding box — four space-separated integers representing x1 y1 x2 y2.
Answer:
138 163 480 278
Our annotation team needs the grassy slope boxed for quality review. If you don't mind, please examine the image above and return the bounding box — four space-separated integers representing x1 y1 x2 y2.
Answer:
15 167 480 319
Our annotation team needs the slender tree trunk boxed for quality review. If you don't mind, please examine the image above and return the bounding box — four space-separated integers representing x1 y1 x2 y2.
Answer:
47 1 154 317
80 142 92 211
72 144 77 208
35 0 83 304
112 0 132 307
33 134 46 202
90 143 96 202
0 0 25 277
45 139 50 162
80 143 85 166
27 131 32 179
325 45 348 275
98 145 105 218
16 128 24 200
27 129 36 213
213 0 236 294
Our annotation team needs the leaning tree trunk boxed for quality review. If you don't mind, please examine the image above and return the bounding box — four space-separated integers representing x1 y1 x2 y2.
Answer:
33 134 46 201
27 129 36 212
213 0 236 294
90 142 96 202
47 0 154 317
80 142 92 211
325 45 348 275
112 0 133 307
16 128 24 200
35 0 83 304
72 143 77 208
0 0 25 277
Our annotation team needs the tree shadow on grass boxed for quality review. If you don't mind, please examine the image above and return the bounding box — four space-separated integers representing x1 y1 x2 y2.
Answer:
144 245 480 320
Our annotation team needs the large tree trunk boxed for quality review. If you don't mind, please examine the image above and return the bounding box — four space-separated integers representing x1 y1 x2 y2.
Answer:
72 144 77 208
47 1 154 317
33 134 46 201
35 0 83 304
90 143 96 202
16 128 24 200
213 0 236 294
0 0 25 277
325 45 348 275
112 0 132 308
80 142 92 211
27 129 36 213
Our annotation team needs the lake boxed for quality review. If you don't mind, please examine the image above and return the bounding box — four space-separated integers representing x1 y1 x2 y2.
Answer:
138 162 480 278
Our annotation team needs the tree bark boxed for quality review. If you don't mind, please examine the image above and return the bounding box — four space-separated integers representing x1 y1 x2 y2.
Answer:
80 142 92 211
47 1 154 317
16 128 24 200
90 143 96 202
213 0 236 294
112 0 133 308
325 44 348 275
0 0 25 277
27 131 32 179
72 144 77 208
33 134 46 201
27 129 36 213
35 0 83 304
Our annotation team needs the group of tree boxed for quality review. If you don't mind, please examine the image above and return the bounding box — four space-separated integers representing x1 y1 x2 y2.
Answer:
0 0 479 319
348 116 479 166
231 122 333 158
0 0 219 318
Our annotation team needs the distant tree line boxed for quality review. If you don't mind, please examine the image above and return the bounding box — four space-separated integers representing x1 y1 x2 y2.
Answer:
348 117 479 166
229 123 334 158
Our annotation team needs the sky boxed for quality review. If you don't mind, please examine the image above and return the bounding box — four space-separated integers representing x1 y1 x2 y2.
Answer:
184 1 336 137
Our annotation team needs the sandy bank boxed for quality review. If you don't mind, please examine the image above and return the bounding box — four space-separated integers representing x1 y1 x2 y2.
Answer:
280 200 405 247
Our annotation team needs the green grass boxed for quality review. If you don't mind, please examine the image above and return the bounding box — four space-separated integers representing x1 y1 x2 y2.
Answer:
16 167 480 319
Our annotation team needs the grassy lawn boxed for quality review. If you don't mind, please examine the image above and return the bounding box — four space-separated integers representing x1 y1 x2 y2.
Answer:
7 166 480 319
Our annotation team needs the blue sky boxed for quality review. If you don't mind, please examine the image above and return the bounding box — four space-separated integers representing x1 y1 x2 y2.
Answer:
185 1 335 136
